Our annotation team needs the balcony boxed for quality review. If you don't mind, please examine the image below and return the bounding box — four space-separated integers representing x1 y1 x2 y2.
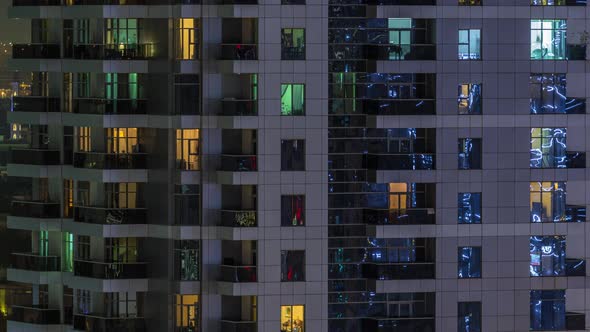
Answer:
73 152 147 169
219 265 257 282
565 258 586 276
362 99 436 116
72 44 157 60
73 98 147 115
73 314 145 332
365 153 435 170
566 312 585 330
74 260 147 279
13 0 60 4
13 96 60 113
362 317 434 331
220 99 257 116
220 210 257 227
220 155 257 172
10 253 60 272
219 320 256 332
361 262 435 280
220 44 258 60
9 305 60 325
365 44 436 61
74 206 147 225
10 200 60 218
364 208 435 225
10 149 60 165
12 44 60 59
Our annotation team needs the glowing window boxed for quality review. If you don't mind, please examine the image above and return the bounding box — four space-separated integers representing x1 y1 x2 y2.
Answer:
176 18 199 60
176 129 200 170
530 20 567 60
530 128 567 168
281 28 305 60
106 128 139 153
281 305 305 332
281 84 305 116
77 127 91 152
176 294 199 331
458 29 481 60
458 83 482 114
530 181 567 223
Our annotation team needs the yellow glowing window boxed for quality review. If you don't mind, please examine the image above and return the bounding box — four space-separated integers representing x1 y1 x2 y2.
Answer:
389 183 408 210
106 128 139 153
78 127 91 152
530 181 566 222
281 305 304 332
176 294 199 329
176 129 200 170
176 18 199 60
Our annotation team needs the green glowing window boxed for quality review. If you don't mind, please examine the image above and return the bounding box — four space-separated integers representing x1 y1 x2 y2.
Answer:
281 84 305 116
530 20 567 60
39 231 48 256
281 28 305 60
63 232 74 272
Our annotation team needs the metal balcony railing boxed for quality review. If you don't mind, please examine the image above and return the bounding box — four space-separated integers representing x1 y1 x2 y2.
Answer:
220 99 258 116
219 210 257 227
72 44 157 60
12 44 60 59
9 306 61 325
220 44 258 60
219 320 256 332
10 200 60 218
220 155 257 172
73 314 146 331
10 253 60 272
74 206 147 225
74 260 147 279
13 96 60 113
219 265 257 282
10 149 60 165
73 152 147 169
73 98 147 115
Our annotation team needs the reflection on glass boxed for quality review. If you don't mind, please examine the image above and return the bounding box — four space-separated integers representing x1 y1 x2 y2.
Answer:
458 302 481 332
458 83 482 114
458 193 481 224
530 128 566 168
458 246 481 278
529 181 566 223
530 236 566 277
530 290 565 330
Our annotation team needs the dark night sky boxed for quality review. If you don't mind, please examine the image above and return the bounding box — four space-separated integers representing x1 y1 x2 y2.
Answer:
0 0 30 43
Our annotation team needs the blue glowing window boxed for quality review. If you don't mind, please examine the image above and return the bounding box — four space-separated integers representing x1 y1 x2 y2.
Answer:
458 193 481 224
458 302 481 332
458 246 481 278
458 83 482 114
530 290 566 330
458 138 482 170
530 236 566 277
530 128 567 168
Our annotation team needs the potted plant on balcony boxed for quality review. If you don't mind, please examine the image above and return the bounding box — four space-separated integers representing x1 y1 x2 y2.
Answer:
568 31 588 60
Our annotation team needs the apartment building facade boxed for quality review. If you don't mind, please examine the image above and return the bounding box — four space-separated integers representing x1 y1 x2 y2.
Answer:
4 0 590 331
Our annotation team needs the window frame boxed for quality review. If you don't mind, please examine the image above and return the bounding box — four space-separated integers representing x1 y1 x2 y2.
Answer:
281 83 306 116
281 28 306 60
457 246 482 279
458 29 481 60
